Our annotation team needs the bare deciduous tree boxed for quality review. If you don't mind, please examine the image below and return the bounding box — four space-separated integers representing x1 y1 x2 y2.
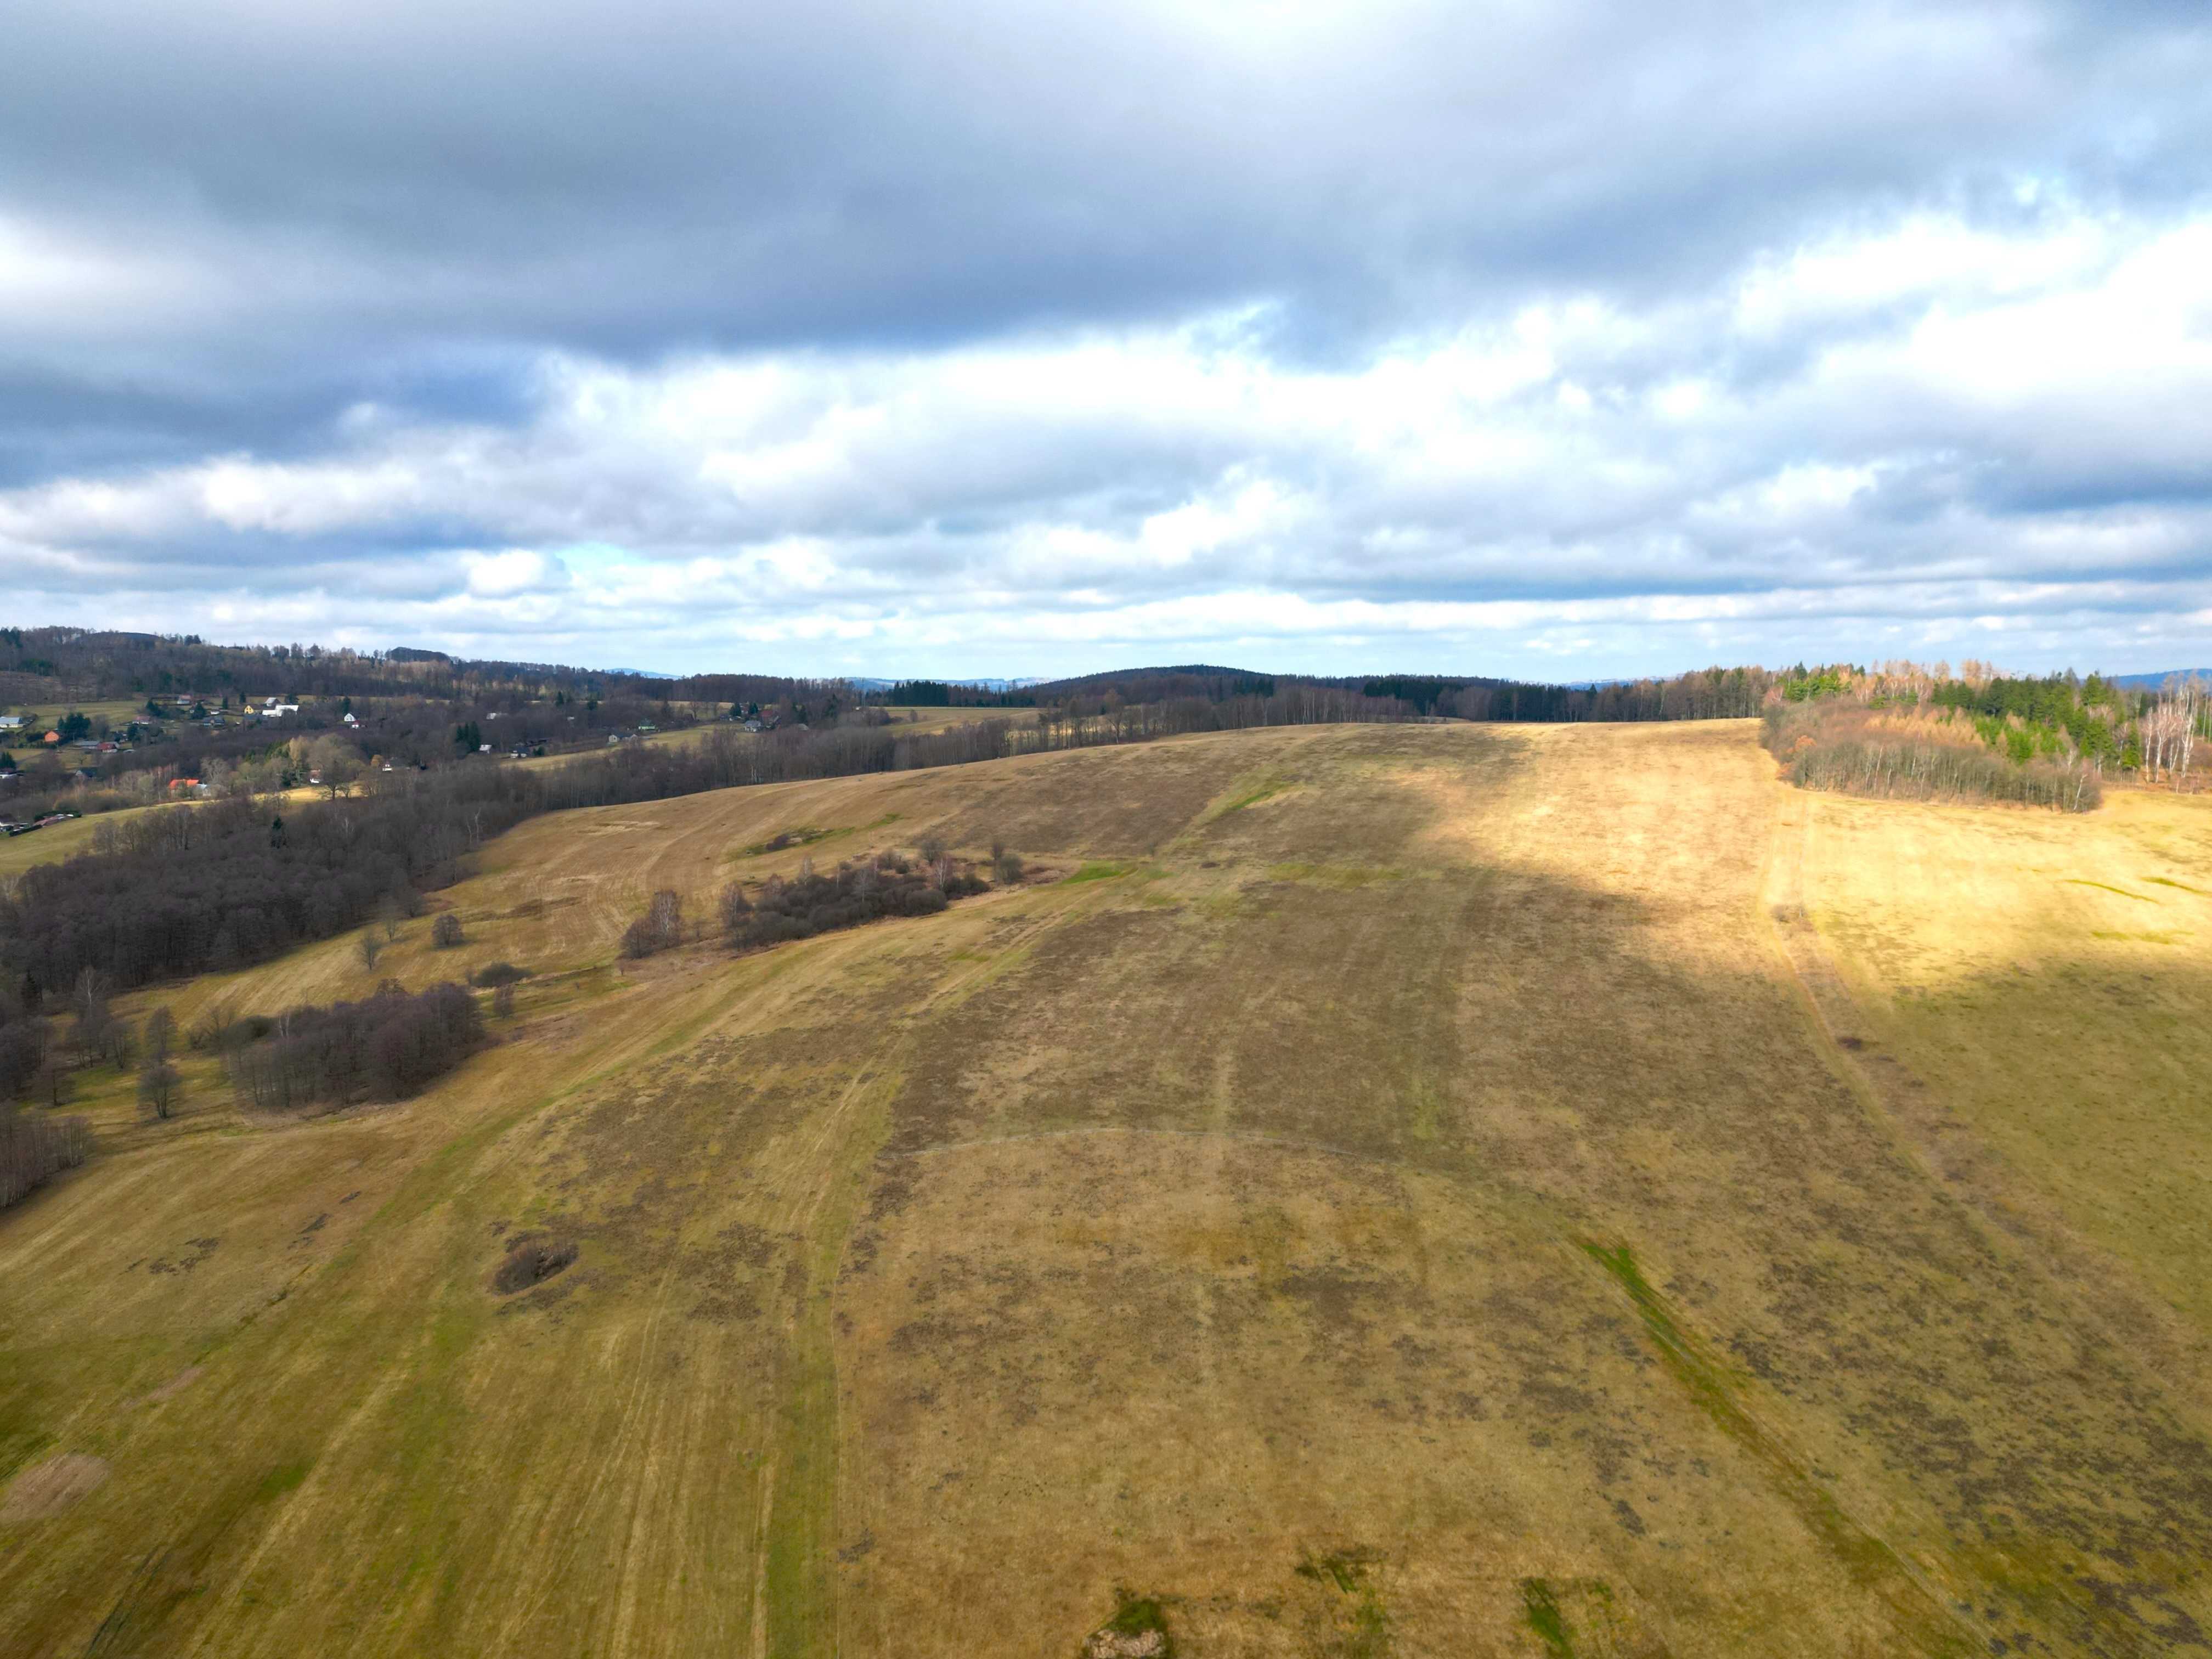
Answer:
359 930 382 971
71 968 114 1062
622 889 686 958
431 912 465 949
718 882 753 938
143 1007 176 1067
139 1062 183 1121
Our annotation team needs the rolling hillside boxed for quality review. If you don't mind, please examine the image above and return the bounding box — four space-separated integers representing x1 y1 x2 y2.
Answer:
2 720 2209 1656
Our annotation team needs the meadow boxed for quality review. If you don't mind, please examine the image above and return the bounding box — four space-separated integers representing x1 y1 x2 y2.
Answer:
1 720 2207 1656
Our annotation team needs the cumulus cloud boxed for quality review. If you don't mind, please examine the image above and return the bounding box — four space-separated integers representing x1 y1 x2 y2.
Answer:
1 0 2209 673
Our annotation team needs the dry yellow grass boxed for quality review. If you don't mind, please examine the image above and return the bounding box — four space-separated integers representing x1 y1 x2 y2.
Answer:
0 720 2207 1657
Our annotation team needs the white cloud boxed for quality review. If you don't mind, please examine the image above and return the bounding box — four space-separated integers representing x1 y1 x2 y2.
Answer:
3 204 2209 676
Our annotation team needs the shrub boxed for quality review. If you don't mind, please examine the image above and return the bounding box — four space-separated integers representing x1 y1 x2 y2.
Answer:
143 1007 176 1066
493 1239 577 1294
469 961 532 988
725 853 983 952
431 912 465 949
138 1062 183 1121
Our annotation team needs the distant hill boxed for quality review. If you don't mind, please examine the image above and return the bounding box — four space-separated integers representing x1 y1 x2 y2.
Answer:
2109 668 2210 689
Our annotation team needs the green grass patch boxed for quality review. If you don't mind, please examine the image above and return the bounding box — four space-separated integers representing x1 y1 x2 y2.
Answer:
1295 1552 1390 1657
2064 879 2154 902
738 826 836 857
1519 1578 1573 1658
1063 862 1127 884
1578 1239 1974 1652
254 1458 312 1500
1098 1588 1175 1652
1267 862 1404 889
2145 876 2207 895
1219 779 1290 814
736 815 901 860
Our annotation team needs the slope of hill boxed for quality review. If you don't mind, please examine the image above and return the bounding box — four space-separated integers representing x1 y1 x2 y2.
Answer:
1 721 2208 1656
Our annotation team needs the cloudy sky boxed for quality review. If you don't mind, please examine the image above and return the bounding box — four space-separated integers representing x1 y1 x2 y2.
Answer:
4 0 2210 679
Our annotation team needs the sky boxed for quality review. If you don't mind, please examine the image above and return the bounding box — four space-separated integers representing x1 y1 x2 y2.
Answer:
3 0 2211 681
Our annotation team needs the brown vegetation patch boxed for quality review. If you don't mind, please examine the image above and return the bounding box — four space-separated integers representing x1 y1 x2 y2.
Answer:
1 1454 108 1523
492 1239 578 1295
143 1365 204 1404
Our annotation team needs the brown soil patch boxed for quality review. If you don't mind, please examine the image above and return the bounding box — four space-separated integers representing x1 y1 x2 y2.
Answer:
1 1454 109 1523
144 1365 204 1404
493 1240 578 1295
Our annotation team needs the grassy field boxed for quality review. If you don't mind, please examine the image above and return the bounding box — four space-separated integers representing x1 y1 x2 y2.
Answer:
0 814 116 879
1 720 2208 1656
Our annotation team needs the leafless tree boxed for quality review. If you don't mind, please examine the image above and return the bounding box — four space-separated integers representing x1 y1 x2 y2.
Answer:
359 930 382 971
144 1007 176 1068
139 1062 183 1121
431 912 465 949
492 981 516 1019
32 1061 72 1110
718 882 753 937
71 968 114 1060
622 889 686 958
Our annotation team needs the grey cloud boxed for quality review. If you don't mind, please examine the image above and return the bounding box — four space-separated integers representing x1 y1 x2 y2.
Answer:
3 0 2210 674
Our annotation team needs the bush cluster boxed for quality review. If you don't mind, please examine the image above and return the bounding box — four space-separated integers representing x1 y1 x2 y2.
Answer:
224 981 484 1111
721 852 989 951
620 890 686 960
1763 702 2102 812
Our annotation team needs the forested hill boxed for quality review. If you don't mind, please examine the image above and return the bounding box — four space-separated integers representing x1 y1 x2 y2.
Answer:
0 627 840 708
